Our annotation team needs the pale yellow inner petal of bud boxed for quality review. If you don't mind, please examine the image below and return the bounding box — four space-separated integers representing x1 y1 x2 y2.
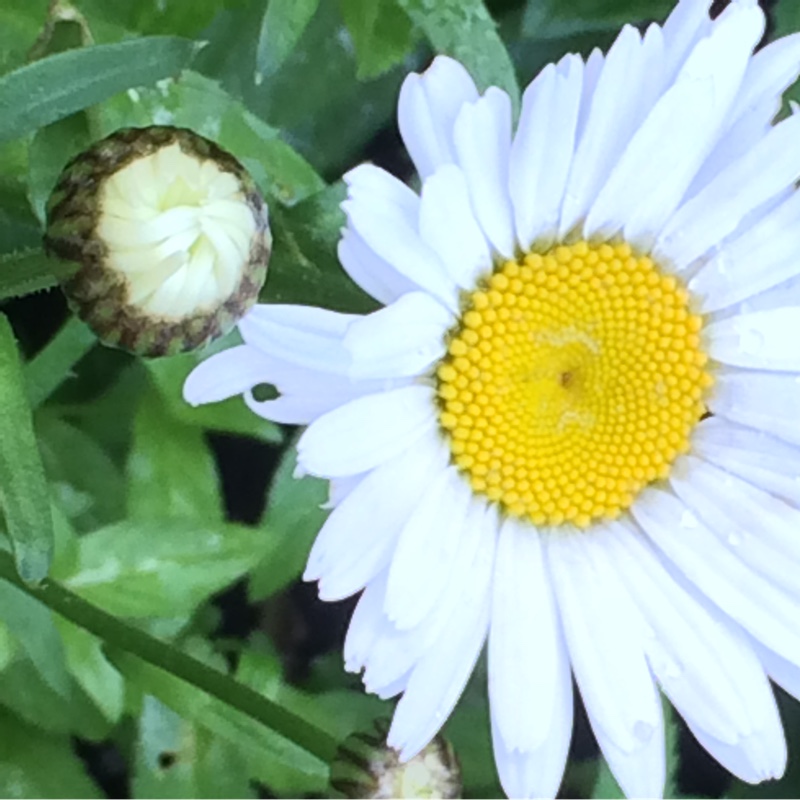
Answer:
96 143 257 319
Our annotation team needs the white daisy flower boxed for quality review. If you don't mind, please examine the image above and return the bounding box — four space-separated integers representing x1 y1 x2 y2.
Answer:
184 0 800 795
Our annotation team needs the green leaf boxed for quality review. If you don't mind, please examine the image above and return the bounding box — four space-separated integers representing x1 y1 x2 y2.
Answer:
96 70 325 206
36 411 126 532
133 695 256 799
0 36 203 143
340 0 418 79
250 446 328 601
265 182 377 313
0 248 76 303
522 0 672 39
56 518 268 617
0 314 54 581
0 579 70 697
146 348 282 443
128 387 224 521
55 616 125 724
25 316 96 410
255 0 321 80
115 651 329 796
0 705 101 798
396 0 520 106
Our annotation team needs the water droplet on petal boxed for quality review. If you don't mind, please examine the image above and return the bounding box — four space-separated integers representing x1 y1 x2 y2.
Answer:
634 720 655 743
680 510 699 529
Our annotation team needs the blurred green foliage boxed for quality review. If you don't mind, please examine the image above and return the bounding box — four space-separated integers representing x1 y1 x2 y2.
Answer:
0 0 798 797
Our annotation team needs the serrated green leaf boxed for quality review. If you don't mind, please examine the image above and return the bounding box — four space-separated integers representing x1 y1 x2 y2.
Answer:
55 616 125 724
128 387 224 521
340 0 417 79
0 248 75 303
250 446 327 601
0 36 202 143
0 314 54 581
56 518 269 617
115 651 329 797
96 70 324 206
255 0 321 79
0 705 101 798
265 182 377 313
396 0 519 106
133 695 256 799
25 316 96 410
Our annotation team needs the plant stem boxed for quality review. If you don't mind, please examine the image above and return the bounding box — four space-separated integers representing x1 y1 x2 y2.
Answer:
0 550 340 764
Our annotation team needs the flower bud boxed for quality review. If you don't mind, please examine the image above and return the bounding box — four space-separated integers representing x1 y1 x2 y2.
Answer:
45 125 270 357
331 721 462 799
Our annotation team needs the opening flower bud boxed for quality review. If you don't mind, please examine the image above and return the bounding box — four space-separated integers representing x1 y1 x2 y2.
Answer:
45 125 270 357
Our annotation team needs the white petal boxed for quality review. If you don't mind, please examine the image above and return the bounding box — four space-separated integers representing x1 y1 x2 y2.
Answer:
343 167 458 310
604 517 785 782
304 437 448 600
692 417 800 509
490 649 573 800
398 56 479 180
660 0 712 82
344 573 389 672
183 345 272 405
238 304 354 373
632 485 800 668
750 635 800 704
384 467 471 630
706 307 800 371
691 725 786 785
547 527 665 798
656 110 800 271
689 189 800 312
453 87 516 258
418 164 492 290
344 292 451 380
489 518 564 753
510 54 583 250
387 504 498 760
338 227 417 306
709 368 800 446
297 386 438 477
587 5 762 248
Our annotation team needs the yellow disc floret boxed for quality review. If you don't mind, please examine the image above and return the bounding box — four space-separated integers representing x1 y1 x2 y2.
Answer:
436 241 712 529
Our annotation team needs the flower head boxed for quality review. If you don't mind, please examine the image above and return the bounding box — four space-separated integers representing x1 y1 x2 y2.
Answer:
185 1 800 796
46 126 270 357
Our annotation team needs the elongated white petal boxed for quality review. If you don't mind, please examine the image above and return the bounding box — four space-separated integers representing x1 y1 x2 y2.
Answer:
387 504 498 760
384 467 471 630
547 528 665 797
344 292 451 380
184 345 272 405
304 437 448 600
453 88 516 258
490 519 564 753
709 369 800 446
419 164 493 290
510 54 583 249
298 386 438 477
632 485 800 667
398 56 479 180
692 417 800 508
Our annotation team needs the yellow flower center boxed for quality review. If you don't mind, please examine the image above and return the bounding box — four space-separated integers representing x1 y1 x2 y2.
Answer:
436 241 713 529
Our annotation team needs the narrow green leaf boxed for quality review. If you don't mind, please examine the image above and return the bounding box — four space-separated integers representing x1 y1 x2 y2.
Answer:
255 0 321 79
56 518 269 617
25 316 96 409
340 0 417 79
265 182 377 313
523 0 672 39
128 388 224 522
0 36 203 143
0 705 101 798
0 248 75 302
395 0 519 106
250 446 328 601
133 695 256 799
0 314 54 581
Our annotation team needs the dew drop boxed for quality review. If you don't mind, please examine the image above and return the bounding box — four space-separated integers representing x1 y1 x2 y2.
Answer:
680 510 699 529
739 327 765 355
634 720 655 743
727 532 742 547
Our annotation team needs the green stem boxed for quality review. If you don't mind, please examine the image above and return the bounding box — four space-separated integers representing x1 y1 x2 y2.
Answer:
0 550 340 764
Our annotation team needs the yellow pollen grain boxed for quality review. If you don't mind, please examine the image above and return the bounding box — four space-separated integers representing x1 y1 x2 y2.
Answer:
436 240 712 529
